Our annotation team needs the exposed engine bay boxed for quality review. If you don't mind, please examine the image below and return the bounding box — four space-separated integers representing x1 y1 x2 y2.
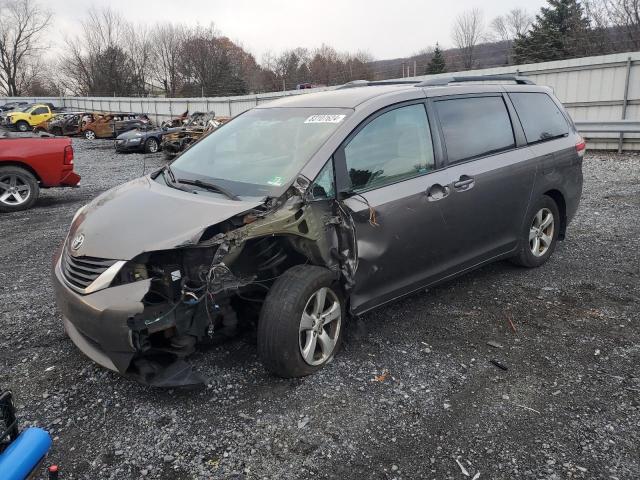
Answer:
92 175 357 386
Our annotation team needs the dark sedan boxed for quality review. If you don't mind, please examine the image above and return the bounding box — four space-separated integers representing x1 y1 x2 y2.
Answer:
115 125 183 153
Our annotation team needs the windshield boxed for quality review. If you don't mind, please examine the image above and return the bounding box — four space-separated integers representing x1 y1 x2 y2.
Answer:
169 107 351 197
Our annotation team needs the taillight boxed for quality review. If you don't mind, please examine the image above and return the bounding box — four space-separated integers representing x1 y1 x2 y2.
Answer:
575 136 586 158
63 145 74 165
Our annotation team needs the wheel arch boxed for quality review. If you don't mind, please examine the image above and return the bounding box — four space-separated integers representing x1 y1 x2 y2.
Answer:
0 161 42 183
543 189 567 240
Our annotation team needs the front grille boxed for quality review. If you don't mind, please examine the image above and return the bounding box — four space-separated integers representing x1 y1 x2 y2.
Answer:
61 250 118 291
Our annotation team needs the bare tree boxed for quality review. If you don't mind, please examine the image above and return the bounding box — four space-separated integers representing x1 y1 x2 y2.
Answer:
63 7 136 96
598 0 640 49
151 23 186 96
125 23 154 95
0 0 51 96
490 8 532 63
452 8 484 69
491 8 532 42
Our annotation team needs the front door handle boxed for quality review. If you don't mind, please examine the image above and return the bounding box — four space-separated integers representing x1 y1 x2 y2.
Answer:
427 183 450 201
452 175 475 191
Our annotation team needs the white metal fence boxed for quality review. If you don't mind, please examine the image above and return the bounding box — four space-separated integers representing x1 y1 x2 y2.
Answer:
2 51 639 150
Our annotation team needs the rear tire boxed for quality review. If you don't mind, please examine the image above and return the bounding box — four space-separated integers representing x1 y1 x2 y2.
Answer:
258 265 344 378
511 195 560 268
83 129 96 140
0 166 39 212
144 137 159 153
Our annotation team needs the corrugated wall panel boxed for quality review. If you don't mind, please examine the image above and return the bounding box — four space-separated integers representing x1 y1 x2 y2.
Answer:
2 52 640 149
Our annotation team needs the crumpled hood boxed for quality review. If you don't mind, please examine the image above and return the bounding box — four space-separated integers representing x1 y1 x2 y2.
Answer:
68 176 262 260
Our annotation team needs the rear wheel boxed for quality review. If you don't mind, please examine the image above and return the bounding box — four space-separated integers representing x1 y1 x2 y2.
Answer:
511 195 560 268
83 129 96 140
258 265 344 378
16 121 29 132
0 166 39 212
144 137 159 153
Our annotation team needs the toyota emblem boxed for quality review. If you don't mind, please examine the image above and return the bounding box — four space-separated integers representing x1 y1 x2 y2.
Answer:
71 233 85 251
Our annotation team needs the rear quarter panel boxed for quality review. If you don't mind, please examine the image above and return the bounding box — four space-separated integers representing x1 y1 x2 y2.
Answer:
0 137 76 186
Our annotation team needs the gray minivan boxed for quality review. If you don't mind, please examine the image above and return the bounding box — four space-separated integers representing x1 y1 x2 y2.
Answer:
53 75 584 386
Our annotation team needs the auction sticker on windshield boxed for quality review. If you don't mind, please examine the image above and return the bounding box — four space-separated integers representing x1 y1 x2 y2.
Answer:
304 114 346 124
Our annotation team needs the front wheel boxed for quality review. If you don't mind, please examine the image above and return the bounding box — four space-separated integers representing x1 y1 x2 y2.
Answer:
511 195 560 268
258 265 344 378
83 129 96 140
0 166 39 212
16 121 29 132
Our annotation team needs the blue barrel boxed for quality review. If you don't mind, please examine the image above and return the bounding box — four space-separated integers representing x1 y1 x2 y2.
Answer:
0 427 52 480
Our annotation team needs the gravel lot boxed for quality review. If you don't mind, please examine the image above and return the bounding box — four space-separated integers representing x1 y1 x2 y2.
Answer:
1 138 639 480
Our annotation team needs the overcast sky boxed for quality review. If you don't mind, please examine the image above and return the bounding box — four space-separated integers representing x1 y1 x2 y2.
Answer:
52 0 547 61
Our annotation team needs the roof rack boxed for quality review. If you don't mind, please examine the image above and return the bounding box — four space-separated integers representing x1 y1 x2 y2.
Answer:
415 75 535 87
338 80 420 89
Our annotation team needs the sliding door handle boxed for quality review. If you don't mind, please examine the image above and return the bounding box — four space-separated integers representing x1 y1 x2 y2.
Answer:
452 175 475 191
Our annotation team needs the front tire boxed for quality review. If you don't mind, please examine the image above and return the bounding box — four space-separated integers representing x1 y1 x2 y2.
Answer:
258 265 344 378
16 121 29 132
0 166 39 212
511 195 560 268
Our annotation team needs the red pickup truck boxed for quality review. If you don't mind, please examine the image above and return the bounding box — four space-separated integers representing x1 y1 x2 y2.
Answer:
0 132 80 212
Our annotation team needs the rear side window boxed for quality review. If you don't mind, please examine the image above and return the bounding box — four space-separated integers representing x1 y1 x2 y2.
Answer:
344 103 435 191
435 96 515 164
509 92 569 143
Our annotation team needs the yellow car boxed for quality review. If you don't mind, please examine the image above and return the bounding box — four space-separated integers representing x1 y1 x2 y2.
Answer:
4 104 54 132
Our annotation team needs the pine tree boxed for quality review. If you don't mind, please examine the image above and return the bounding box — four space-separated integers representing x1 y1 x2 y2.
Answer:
512 0 591 64
426 43 446 74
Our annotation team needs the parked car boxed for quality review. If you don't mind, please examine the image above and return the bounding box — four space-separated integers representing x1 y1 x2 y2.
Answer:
0 101 29 113
161 112 227 159
33 111 89 136
0 388 52 479
53 76 583 387
81 113 151 140
0 131 80 212
2 104 55 132
115 124 184 153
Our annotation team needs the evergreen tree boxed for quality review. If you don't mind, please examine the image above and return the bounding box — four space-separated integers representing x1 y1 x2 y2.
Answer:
512 0 591 64
426 43 446 74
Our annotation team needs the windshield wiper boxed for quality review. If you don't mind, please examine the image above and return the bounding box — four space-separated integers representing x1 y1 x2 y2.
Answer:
164 164 177 183
176 178 240 201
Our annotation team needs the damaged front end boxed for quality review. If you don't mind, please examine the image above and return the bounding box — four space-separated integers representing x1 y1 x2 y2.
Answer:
53 176 357 387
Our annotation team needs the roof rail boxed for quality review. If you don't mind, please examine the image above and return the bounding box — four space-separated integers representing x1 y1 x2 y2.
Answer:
415 75 535 87
338 80 421 89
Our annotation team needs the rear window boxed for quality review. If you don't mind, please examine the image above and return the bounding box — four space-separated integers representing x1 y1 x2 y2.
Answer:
509 92 569 143
435 96 515 163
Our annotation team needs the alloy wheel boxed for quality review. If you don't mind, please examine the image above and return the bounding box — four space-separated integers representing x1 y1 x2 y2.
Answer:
529 207 554 257
299 287 341 366
85 130 96 140
148 139 159 152
0 174 31 206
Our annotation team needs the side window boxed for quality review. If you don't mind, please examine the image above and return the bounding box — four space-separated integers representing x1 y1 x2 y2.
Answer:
344 103 435 191
32 107 48 115
509 92 569 143
310 159 335 200
435 96 515 164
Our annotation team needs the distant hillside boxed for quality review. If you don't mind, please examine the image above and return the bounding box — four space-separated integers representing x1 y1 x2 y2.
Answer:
368 25 638 79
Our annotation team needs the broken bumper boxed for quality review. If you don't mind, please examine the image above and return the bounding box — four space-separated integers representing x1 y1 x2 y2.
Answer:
52 253 143 375
53 252 206 387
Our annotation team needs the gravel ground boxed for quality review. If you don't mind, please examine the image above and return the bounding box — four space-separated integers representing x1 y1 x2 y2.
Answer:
1 139 639 480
